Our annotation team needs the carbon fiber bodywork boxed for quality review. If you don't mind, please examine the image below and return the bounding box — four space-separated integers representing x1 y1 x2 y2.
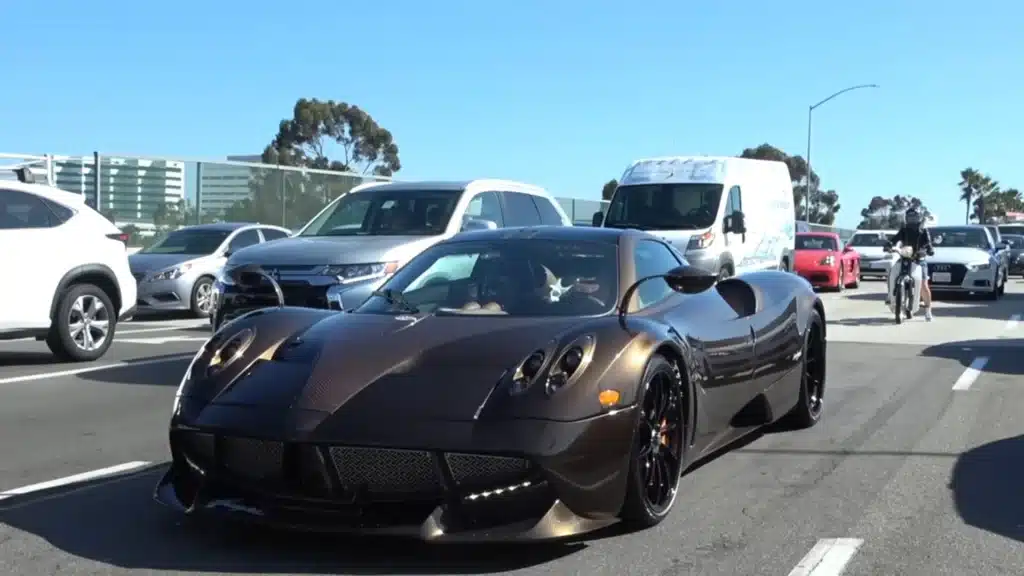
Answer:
157 227 825 541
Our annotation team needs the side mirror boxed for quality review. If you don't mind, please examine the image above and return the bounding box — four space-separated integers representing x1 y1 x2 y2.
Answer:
999 240 1010 249
664 265 718 294
843 245 854 253
592 211 605 227
725 212 746 234
461 218 498 232
222 249 233 258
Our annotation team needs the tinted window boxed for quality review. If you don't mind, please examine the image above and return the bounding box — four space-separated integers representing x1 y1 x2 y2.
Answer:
930 227 990 249
1003 235 1024 249
464 191 505 227
42 198 75 223
606 183 724 231
299 189 461 237
229 229 261 251
795 235 838 250
142 228 231 255
848 232 891 247
997 225 1024 237
261 228 289 241
725 186 743 215
633 240 682 309
532 196 564 225
501 192 542 226
0 189 62 229
356 238 618 317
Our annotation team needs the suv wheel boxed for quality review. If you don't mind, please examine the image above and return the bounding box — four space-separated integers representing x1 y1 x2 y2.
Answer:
47 284 117 362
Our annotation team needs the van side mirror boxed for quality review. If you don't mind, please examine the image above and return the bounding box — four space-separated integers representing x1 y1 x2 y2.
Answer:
592 211 604 227
724 211 746 234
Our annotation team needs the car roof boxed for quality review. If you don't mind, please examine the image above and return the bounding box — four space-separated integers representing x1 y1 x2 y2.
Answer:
178 222 281 232
797 231 839 238
1 179 88 207
446 225 652 245
359 180 471 192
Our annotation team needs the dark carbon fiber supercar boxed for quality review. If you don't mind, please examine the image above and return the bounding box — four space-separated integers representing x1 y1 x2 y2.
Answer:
156 226 827 542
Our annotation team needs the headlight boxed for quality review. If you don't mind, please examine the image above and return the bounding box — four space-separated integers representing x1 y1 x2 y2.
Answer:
215 266 234 285
820 255 835 266
147 262 192 282
322 262 399 284
545 334 597 395
967 262 991 271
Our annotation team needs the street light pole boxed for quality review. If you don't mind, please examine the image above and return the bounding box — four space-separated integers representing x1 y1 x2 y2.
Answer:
805 83 879 224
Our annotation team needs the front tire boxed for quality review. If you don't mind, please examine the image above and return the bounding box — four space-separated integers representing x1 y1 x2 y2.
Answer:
46 283 117 362
894 281 904 324
781 308 826 429
190 276 216 318
621 355 686 529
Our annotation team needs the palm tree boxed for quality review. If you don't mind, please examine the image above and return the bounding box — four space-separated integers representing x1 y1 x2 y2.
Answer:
959 168 983 224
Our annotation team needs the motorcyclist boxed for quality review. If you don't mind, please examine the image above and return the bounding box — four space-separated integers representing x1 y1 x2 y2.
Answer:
885 207 935 321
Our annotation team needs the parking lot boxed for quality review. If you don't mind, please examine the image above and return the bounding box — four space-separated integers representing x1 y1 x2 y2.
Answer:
1 279 1023 575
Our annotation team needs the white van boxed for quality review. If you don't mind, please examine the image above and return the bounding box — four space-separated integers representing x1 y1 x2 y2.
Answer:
594 156 795 279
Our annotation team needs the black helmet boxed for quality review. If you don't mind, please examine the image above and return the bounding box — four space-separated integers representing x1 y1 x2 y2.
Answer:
904 207 921 227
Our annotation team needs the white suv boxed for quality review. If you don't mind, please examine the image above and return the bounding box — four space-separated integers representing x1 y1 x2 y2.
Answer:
0 175 137 361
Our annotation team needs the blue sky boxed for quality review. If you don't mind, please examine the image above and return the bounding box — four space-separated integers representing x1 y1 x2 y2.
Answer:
3 0 1022 229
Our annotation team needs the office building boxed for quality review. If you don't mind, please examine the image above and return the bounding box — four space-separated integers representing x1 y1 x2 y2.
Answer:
197 154 262 217
52 156 185 227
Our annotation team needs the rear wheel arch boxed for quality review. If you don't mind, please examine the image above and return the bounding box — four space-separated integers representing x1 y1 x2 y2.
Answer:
49 264 122 321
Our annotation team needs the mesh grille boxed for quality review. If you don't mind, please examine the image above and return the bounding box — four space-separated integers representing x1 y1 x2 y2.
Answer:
220 437 284 481
179 431 215 467
329 447 440 494
444 453 532 487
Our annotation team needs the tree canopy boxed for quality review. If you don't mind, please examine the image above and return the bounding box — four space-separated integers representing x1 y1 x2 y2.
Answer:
601 179 618 201
739 144 839 225
857 195 931 229
958 167 1023 224
208 98 402 229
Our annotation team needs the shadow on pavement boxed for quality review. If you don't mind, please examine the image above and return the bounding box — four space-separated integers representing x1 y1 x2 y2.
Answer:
76 355 192 387
952 434 1024 543
0 467 583 573
0 350 61 367
920 338 1024 376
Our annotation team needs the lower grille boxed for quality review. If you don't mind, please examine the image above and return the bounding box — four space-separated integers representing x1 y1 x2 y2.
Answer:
280 283 330 308
220 437 284 482
445 453 532 488
329 447 441 495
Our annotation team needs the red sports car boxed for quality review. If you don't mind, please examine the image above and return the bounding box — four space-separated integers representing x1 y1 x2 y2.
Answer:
793 232 860 290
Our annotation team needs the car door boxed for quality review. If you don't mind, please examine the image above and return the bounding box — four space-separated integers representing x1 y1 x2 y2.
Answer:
499 192 543 227
530 195 568 226
0 188 77 330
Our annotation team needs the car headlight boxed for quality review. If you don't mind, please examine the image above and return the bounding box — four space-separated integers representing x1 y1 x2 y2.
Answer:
967 262 991 271
215 267 233 286
147 262 192 282
820 255 835 266
322 262 399 284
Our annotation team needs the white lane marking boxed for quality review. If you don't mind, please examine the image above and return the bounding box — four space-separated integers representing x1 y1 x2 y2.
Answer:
788 538 863 576
952 356 989 391
117 336 209 345
119 325 206 335
1005 314 1021 331
1 321 206 343
0 461 152 501
0 353 194 385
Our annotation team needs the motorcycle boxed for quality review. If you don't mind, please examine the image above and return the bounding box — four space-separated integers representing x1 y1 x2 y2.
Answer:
885 245 926 324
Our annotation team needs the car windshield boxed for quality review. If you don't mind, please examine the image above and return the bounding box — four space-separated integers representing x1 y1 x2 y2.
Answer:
297 188 462 237
795 235 838 250
997 225 1024 237
355 239 619 317
848 232 892 247
930 227 990 249
1003 234 1024 249
604 183 723 231
141 229 230 255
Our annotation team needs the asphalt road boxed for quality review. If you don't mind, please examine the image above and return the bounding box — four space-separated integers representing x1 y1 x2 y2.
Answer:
1 279 1023 576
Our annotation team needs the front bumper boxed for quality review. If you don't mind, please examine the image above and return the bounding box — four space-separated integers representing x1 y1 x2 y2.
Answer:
155 407 636 541
134 275 194 312
927 263 997 293
795 266 839 287
858 259 893 277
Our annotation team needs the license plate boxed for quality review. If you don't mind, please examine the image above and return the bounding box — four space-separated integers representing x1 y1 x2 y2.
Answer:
871 262 888 269
932 272 951 283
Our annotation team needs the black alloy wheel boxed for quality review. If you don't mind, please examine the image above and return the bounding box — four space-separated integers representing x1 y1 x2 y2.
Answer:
782 308 825 429
621 355 686 528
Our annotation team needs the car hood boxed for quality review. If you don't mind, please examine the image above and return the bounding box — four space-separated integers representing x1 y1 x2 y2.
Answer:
226 235 443 267
182 312 599 437
129 253 210 275
930 247 992 264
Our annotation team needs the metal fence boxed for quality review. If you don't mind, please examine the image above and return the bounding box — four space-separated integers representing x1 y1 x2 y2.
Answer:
2 151 853 244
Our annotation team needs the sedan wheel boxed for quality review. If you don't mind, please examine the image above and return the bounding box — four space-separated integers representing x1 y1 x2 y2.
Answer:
621 355 686 528
191 277 215 318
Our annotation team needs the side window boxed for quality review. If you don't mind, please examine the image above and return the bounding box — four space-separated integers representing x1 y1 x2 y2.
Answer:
725 186 743 216
0 189 62 230
532 196 565 226
228 229 261 252
260 227 290 242
463 191 504 227
500 192 542 227
633 240 683 309
42 198 75 224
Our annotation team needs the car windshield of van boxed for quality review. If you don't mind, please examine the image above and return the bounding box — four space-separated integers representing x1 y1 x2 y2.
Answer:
795 235 838 250
355 239 619 317
141 229 231 255
604 183 723 231
848 233 892 247
930 227 990 249
298 189 462 237
997 225 1024 237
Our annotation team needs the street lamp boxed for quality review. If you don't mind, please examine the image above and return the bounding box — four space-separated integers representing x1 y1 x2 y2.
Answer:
805 83 879 223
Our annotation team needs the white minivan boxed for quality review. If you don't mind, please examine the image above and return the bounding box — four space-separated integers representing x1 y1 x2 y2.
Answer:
594 156 796 279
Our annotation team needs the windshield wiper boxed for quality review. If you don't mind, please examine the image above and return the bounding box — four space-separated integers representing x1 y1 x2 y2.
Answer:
604 222 650 231
370 288 420 313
